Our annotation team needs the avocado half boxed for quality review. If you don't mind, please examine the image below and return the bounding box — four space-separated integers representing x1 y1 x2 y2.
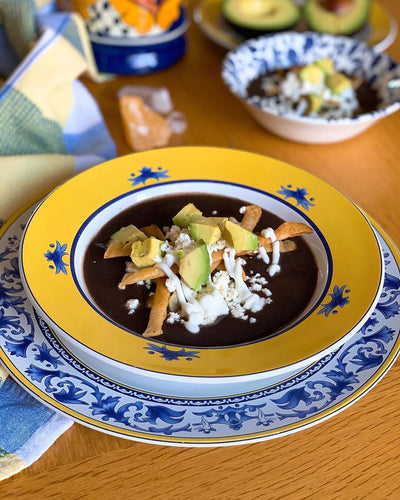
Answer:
303 0 371 35
222 0 301 38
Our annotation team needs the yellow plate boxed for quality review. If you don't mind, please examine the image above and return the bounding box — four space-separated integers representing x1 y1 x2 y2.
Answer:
19 147 383 379
193 0 398 52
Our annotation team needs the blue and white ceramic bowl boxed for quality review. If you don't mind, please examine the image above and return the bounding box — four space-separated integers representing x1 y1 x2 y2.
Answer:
90 8 189 75
221 32 400 144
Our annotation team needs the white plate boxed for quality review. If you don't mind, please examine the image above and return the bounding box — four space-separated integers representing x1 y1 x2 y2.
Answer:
0 202 399 445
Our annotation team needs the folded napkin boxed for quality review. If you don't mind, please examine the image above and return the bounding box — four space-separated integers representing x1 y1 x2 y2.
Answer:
0 0 116 480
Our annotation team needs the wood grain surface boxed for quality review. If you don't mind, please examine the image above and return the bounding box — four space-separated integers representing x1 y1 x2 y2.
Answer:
1 1 399 498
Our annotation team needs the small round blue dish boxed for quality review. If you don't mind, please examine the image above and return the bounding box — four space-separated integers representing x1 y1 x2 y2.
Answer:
90 9 189 75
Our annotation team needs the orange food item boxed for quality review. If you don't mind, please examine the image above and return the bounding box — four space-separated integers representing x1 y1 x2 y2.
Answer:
157 0 182 29
109 0 156 33
119 95 172 152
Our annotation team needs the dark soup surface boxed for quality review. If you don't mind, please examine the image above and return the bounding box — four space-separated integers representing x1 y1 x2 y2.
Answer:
83 194 318 347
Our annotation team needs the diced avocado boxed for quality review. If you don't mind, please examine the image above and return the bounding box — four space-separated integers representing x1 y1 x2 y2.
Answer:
222 0 301 38
308 94 324 114
179 244 210 291
189 214 228 230
188 219 222 245
175 249 185 259
304 0 370 35
208 216 228 229
130 236 163 268
326 72 352 94
314 58 335 75
299 64 324 84
222 220 259 252
110 224 147 244
172 203 202 228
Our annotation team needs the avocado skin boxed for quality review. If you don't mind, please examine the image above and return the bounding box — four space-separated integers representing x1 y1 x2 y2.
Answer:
225 20 294 40
304 0 370 36
222 0 301 39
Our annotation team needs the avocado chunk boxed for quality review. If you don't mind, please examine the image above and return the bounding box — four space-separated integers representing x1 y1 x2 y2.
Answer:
188 218 222 245
172 203 202 228
314 58 335 75
222 0 301 38
299 64 325 84
179 244 210 291
308 94 324 113
130 236 163 268
326 72 352 94
110 224 147 244
190 214 228 230
222 220 259 252
304 0 370 35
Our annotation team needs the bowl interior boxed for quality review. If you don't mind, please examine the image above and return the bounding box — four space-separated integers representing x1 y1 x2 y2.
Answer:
72 180 330 345
19 147 384 380
222 32 400 118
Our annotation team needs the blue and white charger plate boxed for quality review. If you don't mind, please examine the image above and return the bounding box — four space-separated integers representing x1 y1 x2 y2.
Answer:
0 202 399 446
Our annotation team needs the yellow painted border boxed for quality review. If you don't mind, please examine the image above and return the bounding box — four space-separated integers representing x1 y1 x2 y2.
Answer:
19 147 383 378
0 205 399 443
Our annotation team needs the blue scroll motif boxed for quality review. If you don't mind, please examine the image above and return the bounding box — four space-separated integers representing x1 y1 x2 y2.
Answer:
44 241 69 275
128 166 169 186
145 343 200 361
318 285 351 316
0 214 399 439
277 185 315 210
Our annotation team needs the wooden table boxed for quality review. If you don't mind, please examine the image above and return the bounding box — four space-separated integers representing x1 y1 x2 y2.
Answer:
1 1 399 498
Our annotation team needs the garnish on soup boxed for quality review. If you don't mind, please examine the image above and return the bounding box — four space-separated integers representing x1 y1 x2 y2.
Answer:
91 199 314 340
246 58 378 119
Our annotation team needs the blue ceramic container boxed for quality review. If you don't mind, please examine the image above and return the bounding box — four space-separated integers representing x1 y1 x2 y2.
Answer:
90 9 189 75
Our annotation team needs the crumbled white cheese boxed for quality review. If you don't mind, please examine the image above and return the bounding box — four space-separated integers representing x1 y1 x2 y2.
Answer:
122 211 286 333
165 277 176 293
164 225 185 243
208 239 227 252
125 299 139 314
167 311 181 324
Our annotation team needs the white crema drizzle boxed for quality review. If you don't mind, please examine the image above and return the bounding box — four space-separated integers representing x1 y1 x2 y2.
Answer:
260 228 281 276
156 261 229 334
223 248 266 313
153 221 284 333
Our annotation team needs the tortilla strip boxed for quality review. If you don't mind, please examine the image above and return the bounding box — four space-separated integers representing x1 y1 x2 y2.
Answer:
211 237 300 271
259 221 313 246
119 263 179 289
119 222 308 287
104 241 132 258
240 205 262 231
143 278 170 338
141 224 165 240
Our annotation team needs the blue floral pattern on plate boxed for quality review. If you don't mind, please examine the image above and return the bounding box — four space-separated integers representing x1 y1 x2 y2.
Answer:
0 205 399 445
44 242 69 275
128 166 170 186
277 185 315 210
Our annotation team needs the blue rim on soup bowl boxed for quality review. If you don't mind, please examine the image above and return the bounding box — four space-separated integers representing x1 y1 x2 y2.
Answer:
18 147 384 385
221 32 400 144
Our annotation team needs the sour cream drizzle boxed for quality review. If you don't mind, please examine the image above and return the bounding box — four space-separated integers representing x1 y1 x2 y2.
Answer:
156 262 228 334
260 228 281 277
223 248 266 313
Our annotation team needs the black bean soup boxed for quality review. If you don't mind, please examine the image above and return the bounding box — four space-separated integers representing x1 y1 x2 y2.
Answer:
247 70 379 117
83 194 318 347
